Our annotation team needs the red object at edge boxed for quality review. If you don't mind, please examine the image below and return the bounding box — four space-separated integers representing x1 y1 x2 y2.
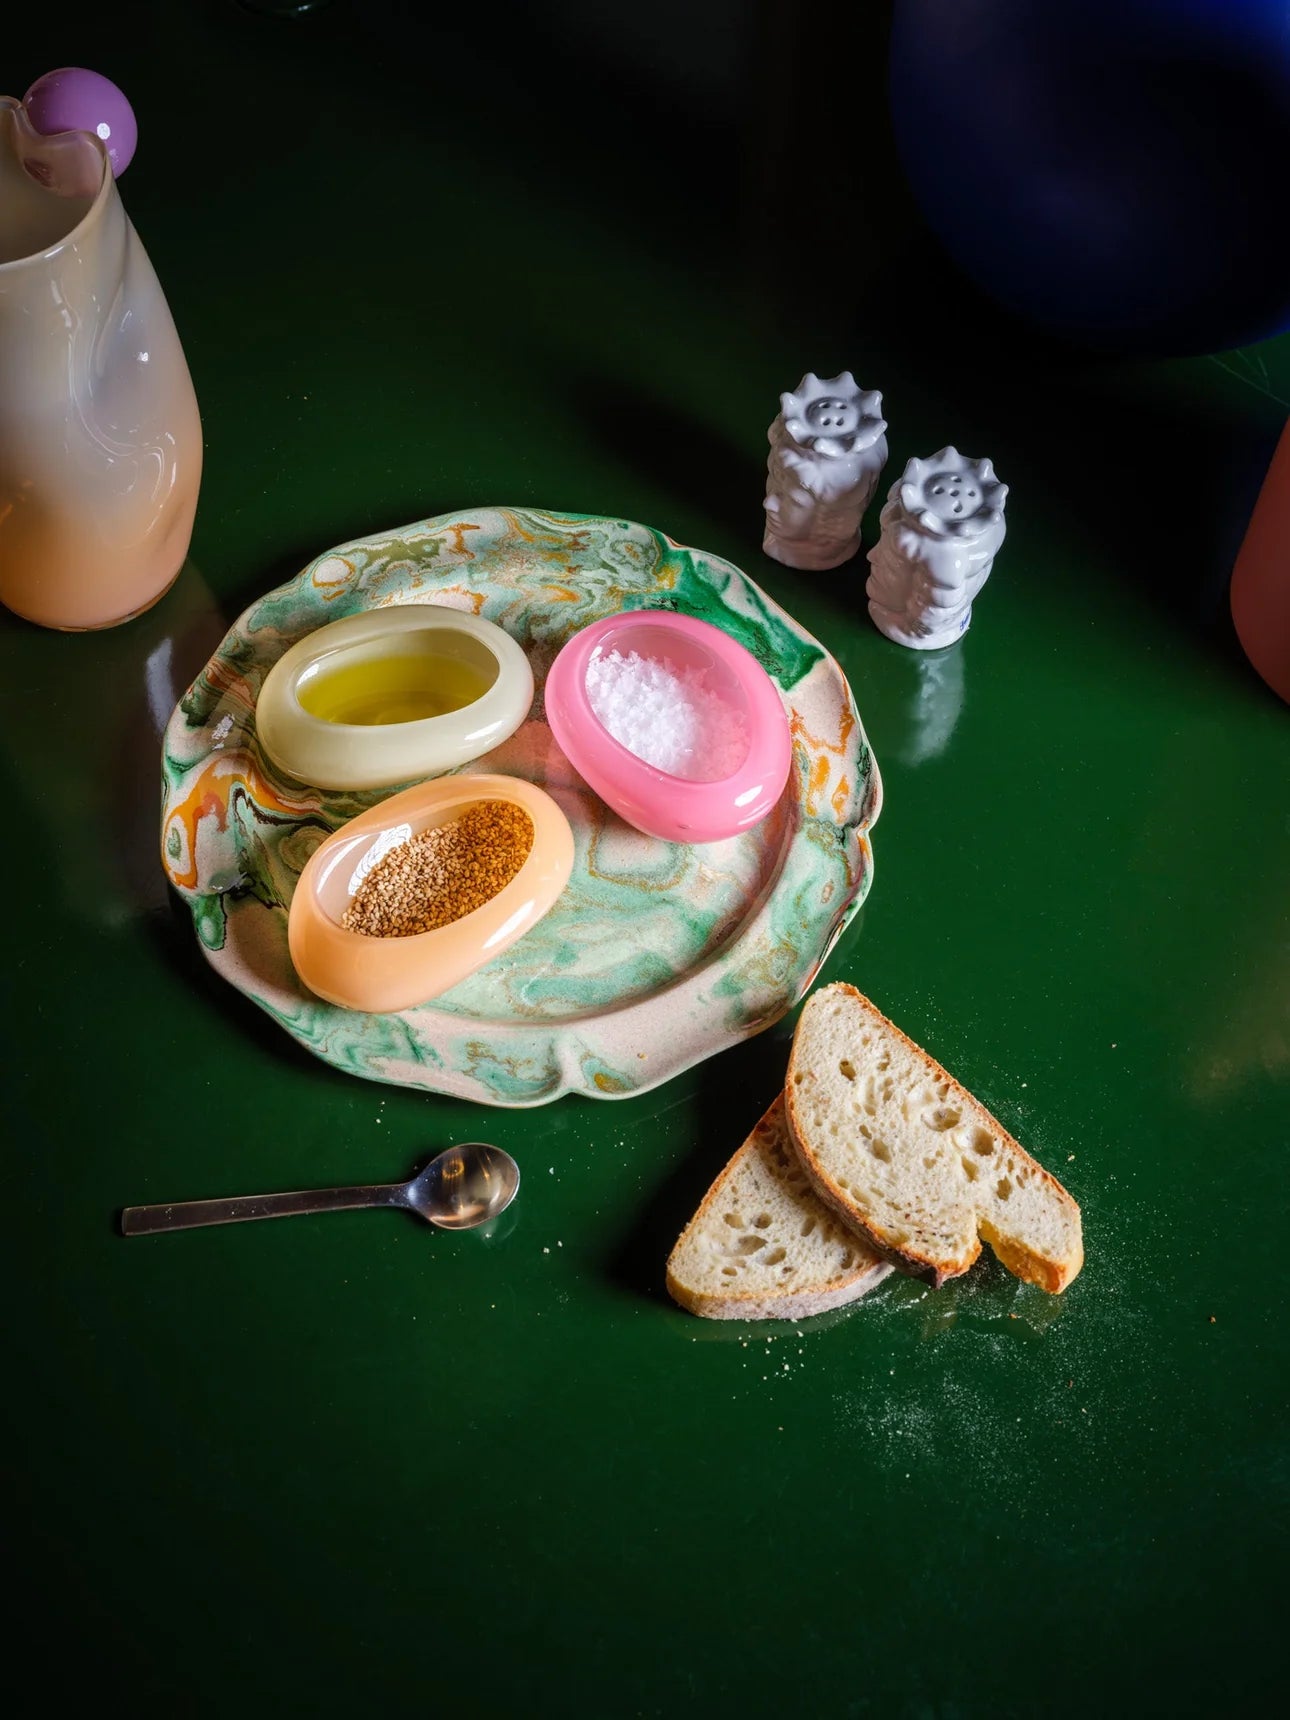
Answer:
1231 419 1290 704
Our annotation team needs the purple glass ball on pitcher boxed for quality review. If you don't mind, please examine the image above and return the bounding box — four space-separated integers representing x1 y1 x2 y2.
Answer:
22 67 137 176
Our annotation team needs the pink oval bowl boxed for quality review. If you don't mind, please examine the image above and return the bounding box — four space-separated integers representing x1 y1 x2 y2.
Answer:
545 610 792 843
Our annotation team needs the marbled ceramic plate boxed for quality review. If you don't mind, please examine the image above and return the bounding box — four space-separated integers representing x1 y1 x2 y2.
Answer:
162 507 881 1106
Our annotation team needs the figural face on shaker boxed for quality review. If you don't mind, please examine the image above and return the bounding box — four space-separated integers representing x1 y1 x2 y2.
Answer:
256 606 534 791
544 610 792 845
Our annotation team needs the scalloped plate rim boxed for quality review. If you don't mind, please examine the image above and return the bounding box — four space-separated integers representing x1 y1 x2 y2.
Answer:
161 505 882 1108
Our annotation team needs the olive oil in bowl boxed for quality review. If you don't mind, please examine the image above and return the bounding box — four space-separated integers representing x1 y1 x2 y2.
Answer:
298 650 495 726
256 607 533 791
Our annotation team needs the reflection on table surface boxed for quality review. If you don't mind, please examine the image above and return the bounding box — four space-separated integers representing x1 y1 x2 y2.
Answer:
3 2 1289 1716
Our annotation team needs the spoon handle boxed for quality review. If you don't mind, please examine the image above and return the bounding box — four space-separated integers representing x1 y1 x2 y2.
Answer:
121 1182 404 1235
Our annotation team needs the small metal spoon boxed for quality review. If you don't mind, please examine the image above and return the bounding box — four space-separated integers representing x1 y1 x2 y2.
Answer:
120 1143 520 1237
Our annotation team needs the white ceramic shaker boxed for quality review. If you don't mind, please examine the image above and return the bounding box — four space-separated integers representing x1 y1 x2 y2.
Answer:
865 448 1008 649
762 372 888 570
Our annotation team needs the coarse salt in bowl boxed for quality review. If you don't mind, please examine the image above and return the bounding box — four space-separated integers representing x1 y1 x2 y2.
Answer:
545 610 792 843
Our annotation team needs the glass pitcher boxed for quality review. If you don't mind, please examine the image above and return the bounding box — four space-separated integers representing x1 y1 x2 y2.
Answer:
0 96 202 630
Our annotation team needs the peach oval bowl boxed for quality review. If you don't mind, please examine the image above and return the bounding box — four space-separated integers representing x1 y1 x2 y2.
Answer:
287 773 574 1013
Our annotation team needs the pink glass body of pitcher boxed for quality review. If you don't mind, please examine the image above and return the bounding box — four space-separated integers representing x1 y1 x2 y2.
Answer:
0 97 202 630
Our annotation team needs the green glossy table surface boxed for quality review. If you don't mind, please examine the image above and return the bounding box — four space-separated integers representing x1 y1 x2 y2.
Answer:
5 5 1288 1714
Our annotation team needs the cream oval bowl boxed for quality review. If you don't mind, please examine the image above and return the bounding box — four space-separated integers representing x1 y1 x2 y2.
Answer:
287 774 574 1013
256 606 534 791
544 610 792 843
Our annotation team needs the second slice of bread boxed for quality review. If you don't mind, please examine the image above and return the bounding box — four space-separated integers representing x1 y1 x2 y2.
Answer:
666 1094 892 1319
785 983 1083 1292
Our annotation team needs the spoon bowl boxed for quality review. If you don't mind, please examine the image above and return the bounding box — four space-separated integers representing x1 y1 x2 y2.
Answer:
402 1142 521 1230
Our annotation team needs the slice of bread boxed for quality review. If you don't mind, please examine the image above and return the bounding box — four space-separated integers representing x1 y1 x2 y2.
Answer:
785 983 1083 1293
666 1094 892 1319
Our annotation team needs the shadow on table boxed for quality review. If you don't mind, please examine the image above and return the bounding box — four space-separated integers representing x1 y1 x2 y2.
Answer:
599 1010 799 1309
552 260 1281 700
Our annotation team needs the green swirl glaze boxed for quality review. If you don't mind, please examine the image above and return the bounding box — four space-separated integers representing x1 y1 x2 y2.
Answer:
160 507 880 1107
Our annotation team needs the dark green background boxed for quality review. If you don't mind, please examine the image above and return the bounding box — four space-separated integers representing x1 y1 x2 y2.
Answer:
4 4 1287 1714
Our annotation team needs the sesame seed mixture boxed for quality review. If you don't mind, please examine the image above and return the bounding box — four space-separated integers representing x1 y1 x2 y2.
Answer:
342 801 534 939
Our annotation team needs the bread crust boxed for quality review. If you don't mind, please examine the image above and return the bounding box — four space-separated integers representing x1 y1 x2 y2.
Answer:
785 983 1083 1293
663 1262 885 1322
